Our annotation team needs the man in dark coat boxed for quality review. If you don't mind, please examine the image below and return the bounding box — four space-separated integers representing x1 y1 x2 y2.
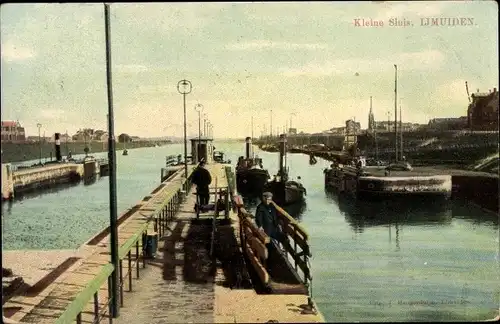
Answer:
255 191 281 242
192 159 212 205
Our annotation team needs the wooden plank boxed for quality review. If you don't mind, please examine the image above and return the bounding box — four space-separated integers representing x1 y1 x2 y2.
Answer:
283 224 311 257
242 217 270 244
271 202 309 240
54 263 115 324
245 242 269 285
249 235 268 260
280 238 311 281
244 226 253 241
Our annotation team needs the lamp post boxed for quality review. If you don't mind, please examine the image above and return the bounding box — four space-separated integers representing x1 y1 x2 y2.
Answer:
104 3 119 318
36 123 42 164
203 114 207 136
177 79 192 179
194 103 204 163
290 112 296 132
194 104 203 141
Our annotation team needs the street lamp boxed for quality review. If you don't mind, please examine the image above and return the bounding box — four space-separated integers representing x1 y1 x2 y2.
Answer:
194 103 204 163
203 114 207 137
36 123 42 164
177 79 192 179
194 103 204 142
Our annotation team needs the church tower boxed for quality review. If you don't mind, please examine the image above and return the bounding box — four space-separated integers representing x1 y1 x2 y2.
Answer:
368 96 375 132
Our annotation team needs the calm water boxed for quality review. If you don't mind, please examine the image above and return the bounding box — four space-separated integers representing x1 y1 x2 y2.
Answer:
2 143 498 322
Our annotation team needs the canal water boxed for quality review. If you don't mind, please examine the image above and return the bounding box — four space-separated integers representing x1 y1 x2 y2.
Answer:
2 142 498 322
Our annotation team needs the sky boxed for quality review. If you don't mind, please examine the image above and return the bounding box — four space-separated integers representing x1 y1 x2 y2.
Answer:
1 1 498 139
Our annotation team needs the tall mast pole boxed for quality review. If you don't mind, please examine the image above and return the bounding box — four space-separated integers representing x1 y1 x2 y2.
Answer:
394 64 398 162
104 3 119 317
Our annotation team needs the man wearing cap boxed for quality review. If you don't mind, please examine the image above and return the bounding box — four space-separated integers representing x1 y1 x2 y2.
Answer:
255 192 281 243
192 159 212 206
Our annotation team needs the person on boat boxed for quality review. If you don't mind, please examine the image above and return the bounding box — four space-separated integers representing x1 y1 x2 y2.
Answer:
192 159 212 206
255 192 282 244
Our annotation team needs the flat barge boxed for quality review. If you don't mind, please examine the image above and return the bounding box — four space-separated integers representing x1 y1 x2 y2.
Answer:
324 164 498 213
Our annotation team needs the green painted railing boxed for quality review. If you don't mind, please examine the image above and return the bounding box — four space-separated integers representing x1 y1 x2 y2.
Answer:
54 263 115 324
54 166 195 324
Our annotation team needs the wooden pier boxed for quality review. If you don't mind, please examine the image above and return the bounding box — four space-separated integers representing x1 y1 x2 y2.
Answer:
2 162 324 323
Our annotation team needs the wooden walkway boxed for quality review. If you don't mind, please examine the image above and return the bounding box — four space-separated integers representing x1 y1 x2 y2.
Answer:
4 166 195 324
113 164 324 323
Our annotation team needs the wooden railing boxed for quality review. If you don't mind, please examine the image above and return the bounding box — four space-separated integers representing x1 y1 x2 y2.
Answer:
270 201 312 286
224 166 313 289
55 166 195 324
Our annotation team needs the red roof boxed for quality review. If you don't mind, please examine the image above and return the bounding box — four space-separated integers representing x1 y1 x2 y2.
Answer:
1 121 18 127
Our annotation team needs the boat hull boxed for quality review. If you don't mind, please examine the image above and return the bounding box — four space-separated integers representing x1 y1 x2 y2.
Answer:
236 168 269 197
324 167 452 200
264 180 306 206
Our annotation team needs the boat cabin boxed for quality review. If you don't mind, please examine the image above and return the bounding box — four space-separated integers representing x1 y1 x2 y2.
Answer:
190 137 214 164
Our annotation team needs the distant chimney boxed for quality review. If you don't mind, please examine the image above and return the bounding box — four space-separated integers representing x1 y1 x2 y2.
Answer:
477 89 480 93
494 88 497 93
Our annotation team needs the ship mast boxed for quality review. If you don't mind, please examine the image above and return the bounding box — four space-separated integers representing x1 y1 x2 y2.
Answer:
394 64 398 162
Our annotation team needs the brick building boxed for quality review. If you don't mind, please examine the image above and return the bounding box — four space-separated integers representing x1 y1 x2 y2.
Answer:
1 121 26 142
468 88 499 131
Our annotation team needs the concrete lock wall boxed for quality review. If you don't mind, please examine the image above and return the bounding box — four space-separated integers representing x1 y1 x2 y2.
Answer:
0 141 169 163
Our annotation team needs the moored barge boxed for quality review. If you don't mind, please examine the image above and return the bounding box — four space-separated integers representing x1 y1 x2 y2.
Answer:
324 162 452 199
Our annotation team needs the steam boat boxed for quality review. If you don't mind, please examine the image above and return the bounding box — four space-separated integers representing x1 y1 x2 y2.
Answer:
264 134 306 206
236 137 270 197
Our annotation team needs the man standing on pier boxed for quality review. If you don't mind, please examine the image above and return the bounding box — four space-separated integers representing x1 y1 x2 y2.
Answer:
255 192 281 244
192 159 212 206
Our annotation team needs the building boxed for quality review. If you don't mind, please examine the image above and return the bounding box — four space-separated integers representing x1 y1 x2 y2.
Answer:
373 121 422 132
427 117 468 131
71 129 108 141
1 121 26 142
345 119 361 135
49 133 73 143
288 128 297 135
328 126 345 135
468 88 499 131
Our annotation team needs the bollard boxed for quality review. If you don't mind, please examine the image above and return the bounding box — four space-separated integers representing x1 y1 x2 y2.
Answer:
54 133 62 162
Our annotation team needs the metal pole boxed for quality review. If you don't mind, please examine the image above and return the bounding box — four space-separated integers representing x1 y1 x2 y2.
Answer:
104 3 119 318
65 130 69 157
270 110 273 138
37 123 42 164
203 116 207 137
394 64 398 162
177 80 192 180
400 98 403 159
251 116 254 141
183 93 188 177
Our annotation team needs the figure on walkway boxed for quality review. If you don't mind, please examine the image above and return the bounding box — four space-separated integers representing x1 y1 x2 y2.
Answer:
192 159 212 206
255 192 281 243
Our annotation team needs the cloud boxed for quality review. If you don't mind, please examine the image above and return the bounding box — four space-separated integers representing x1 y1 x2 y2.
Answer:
436 78 489 107
282 50 446 77
225 40 328 51
1 42 36 62
115 64 149 73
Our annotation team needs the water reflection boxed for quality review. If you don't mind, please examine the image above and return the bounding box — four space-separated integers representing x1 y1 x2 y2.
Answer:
324 190 454 232
7 181 83 205
282 200 307 220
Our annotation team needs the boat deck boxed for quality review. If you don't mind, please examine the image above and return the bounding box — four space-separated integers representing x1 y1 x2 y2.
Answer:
361 166 498 178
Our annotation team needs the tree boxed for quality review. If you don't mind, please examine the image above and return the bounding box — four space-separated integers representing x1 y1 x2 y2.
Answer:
118 133 132 143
